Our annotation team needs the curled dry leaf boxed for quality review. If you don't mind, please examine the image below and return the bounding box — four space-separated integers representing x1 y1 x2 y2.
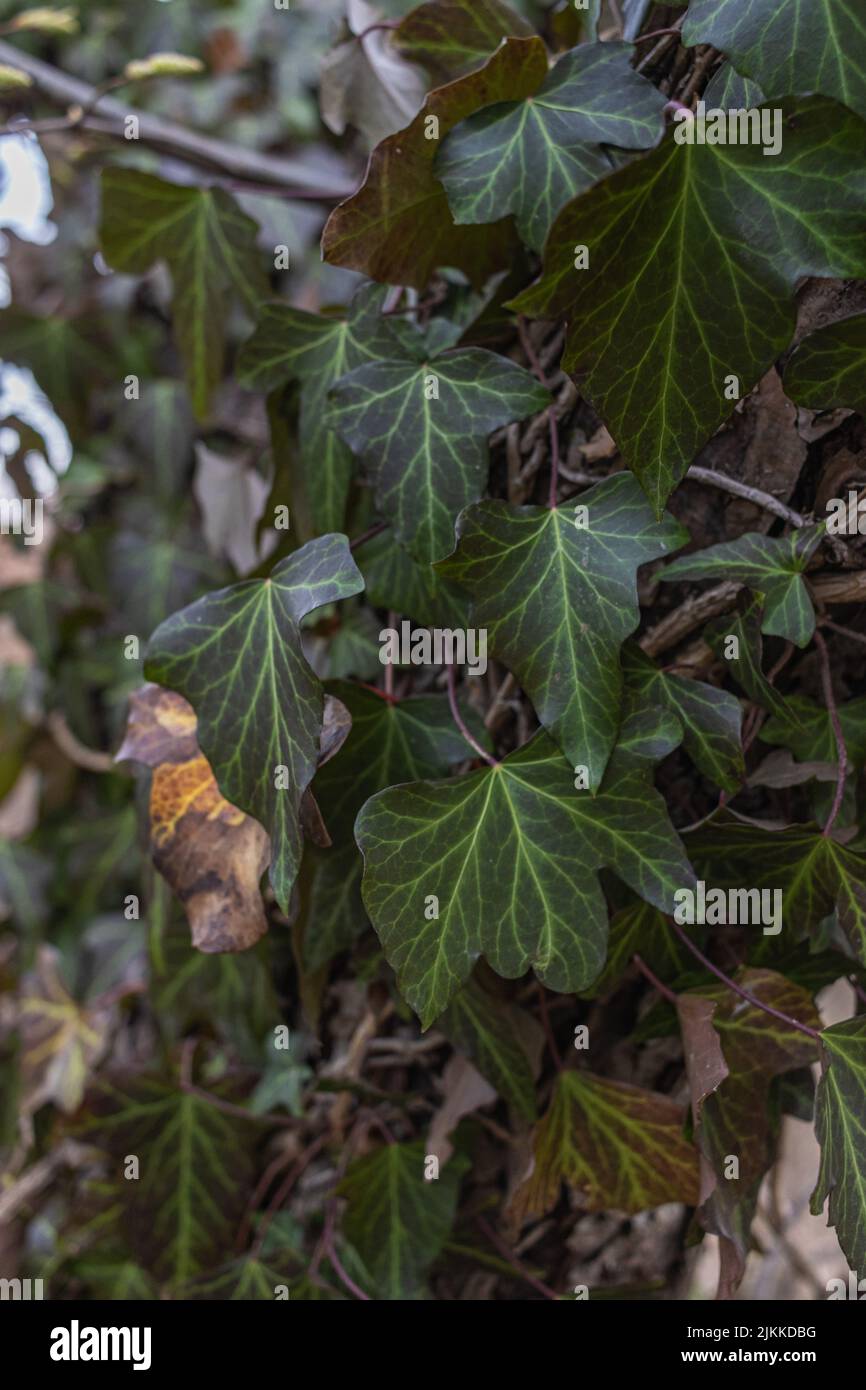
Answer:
116 683 271 953
116 684 352 953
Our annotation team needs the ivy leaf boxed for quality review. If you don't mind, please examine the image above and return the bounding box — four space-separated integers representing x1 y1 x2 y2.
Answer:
703 599 798 723
622 641 744 791
81 1074 257 1291
100 170 267 419
356 527 471 628
144 535 364 912
812 1016 866 1274
321 35 549 290
584 897 704 997
683 0 866 121
761 695 866 769
326 341 548 564
439 976 537 1121
512 99 866 515
394 0 534 83
661 525 824 648
783 312 866 415
338 1141 469 1299
238 285 404 533
510 1070 699 1223
437 42 666 251
687 814 866 967
356 711 696 1028
300 681 489 971
436 473 687 787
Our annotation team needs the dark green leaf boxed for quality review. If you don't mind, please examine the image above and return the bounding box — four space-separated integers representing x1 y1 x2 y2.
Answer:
356 711 695 1027
440 976 537 1120
339 1141 469 1298
437 42 666 250
683 0 866 121
784 312 866 415
662 525 824 648
238 285 405 533
437 473 687 786
100 170 268 418
812 1016 866 1273
327 340 548 564
300 680 488 971
144 535 364 911
512 99 866 514
623 641 744 791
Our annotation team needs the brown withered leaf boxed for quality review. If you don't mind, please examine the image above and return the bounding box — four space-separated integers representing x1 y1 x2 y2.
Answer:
116 683 271 953
678 968 821 1292
117 685 352 952
19 946 114 1114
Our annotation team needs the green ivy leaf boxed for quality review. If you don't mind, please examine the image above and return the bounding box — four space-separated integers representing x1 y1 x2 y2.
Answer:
762 694 866 768
356 527 472 628
436 473 687 787
100 169 267 419
784 312 866 415
512 99 866 514
237 285 406 533
339 1141 469 1299
683 0 866 121
394 0 534 83
703 599 799 723
356 711 695 1028
662 525 825 648
326 342 549 564
437 42 666 251
583 897 704 998
622 641 744 791
440 976 538 1121
510 1070 700 1222
687 814 866 967
812 1016 866 1274
322 35 549 290
301 681 489 971
144 535 365 912
81 1075 257 1291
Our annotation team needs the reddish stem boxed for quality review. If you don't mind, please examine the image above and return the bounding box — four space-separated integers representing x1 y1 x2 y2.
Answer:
446 665 499 767
813 628 849 837
475 1216 560 1301
633 954 677 1006
668 920 822 1043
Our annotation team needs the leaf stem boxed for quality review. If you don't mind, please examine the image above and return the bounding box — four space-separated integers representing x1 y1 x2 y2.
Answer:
813 628 849 837
548 408 560 509
633 954 678 1005
475 1216 560 1301
667 919 822 1043
349 520 387 552
446 665 499 767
